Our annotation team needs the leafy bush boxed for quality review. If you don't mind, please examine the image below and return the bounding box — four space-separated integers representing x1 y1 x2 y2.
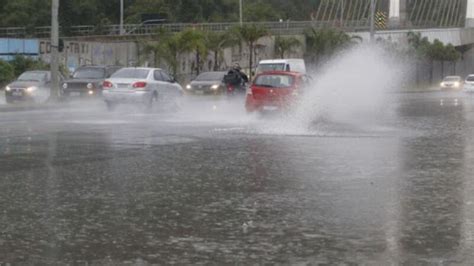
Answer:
9 55 49 77
0 59 15 87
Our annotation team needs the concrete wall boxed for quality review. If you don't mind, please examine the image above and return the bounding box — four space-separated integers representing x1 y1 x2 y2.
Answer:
38 40 138 73
29 32 474 88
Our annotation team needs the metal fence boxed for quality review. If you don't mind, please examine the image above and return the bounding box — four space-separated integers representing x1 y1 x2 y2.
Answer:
0 0 467 38
0 19 462 39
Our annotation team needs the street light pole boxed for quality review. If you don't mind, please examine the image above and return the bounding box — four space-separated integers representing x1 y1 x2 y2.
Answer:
239 0 243 25
370 0 376 42
341 0 344 27
120 0 124 35
50 0 60 101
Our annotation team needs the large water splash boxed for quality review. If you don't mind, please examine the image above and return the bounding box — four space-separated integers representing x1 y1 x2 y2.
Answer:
255 44 408 136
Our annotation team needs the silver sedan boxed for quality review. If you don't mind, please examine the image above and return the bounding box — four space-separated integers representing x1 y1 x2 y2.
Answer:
102 67 184 111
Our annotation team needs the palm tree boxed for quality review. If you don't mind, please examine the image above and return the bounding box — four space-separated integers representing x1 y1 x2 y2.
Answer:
205 31 239 71
304 27 361 64
180 28 207 75
233 24 269 80
274 36 302 59
145 32 187 78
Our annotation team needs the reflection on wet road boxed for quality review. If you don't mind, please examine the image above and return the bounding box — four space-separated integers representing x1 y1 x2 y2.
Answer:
1 92 474 264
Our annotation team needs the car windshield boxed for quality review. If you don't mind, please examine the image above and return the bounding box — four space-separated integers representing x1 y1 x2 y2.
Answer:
18 72 46 81
73 68 105 79
195 72 225 81
112 68 149 79
444 77 460 82
258 63 286 72
466 76 474 82
254 74 295 88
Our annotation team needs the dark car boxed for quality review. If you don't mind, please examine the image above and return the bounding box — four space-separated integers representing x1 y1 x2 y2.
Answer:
184 71 227 95
62 65 122 98
5 70 64 104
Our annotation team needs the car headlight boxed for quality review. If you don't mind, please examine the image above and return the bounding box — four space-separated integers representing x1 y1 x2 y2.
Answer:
5 86 11 92
211 84 220 90
186 84 192 90
440 82 445 86
26 86 38 93
454 82 460 87
62 83 68 89
87 83 93 89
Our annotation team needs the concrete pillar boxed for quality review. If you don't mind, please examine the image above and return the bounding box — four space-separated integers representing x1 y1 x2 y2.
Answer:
389 0 407 28
467 0 474 27
389 0 400 27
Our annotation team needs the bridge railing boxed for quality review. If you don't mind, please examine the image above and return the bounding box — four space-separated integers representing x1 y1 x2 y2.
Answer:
0 20 463 39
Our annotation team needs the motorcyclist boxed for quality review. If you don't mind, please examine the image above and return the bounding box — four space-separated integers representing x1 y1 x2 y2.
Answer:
233 64 248 84
224 63 248 95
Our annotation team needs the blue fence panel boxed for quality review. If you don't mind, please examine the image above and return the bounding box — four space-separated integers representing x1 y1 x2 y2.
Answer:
0 38 39 60
0 39 8 55
8 39 23 54
25 39 39 54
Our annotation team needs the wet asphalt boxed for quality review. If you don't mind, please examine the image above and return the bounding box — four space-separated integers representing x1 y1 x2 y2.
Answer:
1 92 474 265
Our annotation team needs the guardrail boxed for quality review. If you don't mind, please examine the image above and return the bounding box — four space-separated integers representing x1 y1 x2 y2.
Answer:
0 20 462 39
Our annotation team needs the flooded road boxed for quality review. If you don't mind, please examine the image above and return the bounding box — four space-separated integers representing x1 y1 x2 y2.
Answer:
1 92 474 264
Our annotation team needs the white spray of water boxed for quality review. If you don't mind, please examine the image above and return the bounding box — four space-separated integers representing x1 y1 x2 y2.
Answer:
255 44 408 136
166 96 256 125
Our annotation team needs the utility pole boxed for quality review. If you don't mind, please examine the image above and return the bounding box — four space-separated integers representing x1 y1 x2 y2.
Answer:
120 0 124 35
50 0 60 101
340 0 345 27
239 0 243 25
370 0 376 42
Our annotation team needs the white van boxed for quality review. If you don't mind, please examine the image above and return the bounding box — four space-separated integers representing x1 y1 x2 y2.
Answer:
256 59 306 74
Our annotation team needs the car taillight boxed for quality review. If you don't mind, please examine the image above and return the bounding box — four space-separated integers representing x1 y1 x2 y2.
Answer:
103 81 113 89
133 81 147 89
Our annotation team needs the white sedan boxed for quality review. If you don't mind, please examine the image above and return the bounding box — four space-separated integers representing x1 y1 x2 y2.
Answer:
440 76 462 90
464 75 474 92
102 67 184 111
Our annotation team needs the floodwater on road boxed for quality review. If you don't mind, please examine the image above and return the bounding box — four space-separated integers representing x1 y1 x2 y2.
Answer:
1 92 474 264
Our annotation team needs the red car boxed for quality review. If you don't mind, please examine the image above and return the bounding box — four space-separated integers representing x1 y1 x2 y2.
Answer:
245 71 308 113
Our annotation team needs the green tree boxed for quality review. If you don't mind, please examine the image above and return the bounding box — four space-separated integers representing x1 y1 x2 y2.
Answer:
9 55 49 77
0 0 50 29
407 32 432 58
304 27 361 64
180 28 207 75
407 32 461 81
244 2 281 22
124 0 168 23
145 30 188 78
428 40 461 76
274 36 302 59
233 24 269 79
205 30 239 71
0 60 14 86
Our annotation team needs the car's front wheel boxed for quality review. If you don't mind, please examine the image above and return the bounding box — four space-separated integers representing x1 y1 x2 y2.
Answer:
144 92 158 112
